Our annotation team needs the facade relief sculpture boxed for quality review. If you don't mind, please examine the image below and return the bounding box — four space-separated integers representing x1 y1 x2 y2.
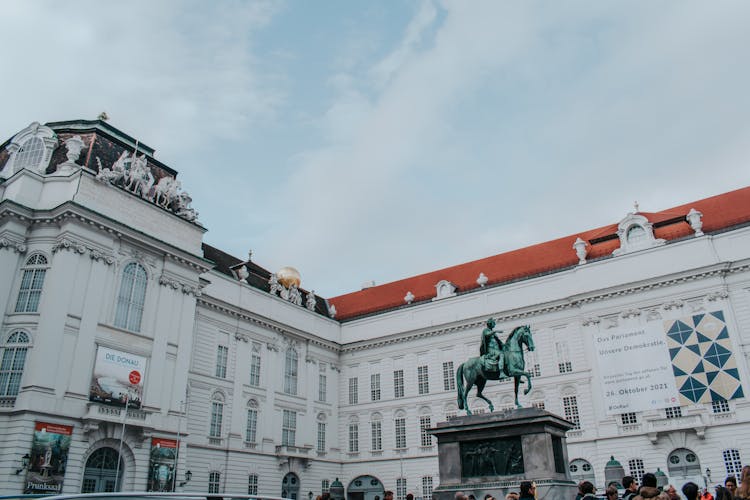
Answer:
460 437 524 477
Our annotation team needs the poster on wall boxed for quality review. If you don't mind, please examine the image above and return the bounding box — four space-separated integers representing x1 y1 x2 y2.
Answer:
147 438 177 492
23 422 73 494
89 346 147 409
594 322 681 414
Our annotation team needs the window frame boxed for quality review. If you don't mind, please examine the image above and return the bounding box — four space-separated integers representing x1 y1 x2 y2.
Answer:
282 409 297 447
418 365 429 395
14 253 49 313
0 330 31 404
114 261 148 333
283 348 298 395
394 369 404 398
442 361 455 391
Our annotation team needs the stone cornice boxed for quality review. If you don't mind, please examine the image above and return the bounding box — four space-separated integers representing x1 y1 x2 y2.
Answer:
0 236 26 254
52 236 115 265
196 295 340 353
0 199 211 273
158 274 202 296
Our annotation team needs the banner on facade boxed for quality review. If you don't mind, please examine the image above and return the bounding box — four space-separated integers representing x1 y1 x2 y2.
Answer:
595 322 680 414
147 438 178 492
23 422 73 494
89 346 147 409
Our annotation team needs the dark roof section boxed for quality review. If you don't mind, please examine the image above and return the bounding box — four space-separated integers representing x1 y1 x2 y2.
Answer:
201 243 331 317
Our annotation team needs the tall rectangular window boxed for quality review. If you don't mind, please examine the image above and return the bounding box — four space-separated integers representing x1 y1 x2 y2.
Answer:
0 331 29 399
322 480 330 493
371 373 381 401
317 422 326 452
665 406 682 419
114 262 147 332
628 458 645 482
208 472 221 494
246 408 258 443
528 350 541 377
556 341 572 374
371 420 382 451
248 474 258 495
562 395 580 429
282 409 296 446
349 377 358 405
422 477 434 499
420 416 432 446
249 350 261 387
210 400 223 438
443 361 455 391
418 365 429 395
15 255 47 313
723 449 742 476
319 363 327 402
284 349 298 395
394 369 404 398
348 423 359 453
395 417 406 449
215 345 228 379
396 478 406 500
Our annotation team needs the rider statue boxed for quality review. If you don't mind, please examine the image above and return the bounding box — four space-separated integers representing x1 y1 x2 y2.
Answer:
480 317 504 375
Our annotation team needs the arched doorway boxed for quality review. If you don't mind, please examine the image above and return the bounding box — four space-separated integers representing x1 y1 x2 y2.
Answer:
282 472 300 500
81 447 123 493
347 475 384 500
668 448 702 488
569 458 596 484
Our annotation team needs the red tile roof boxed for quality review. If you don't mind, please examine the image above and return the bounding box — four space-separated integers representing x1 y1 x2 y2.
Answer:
329 186 750 320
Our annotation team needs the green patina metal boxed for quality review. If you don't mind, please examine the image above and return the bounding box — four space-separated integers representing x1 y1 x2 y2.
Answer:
456 321 535 413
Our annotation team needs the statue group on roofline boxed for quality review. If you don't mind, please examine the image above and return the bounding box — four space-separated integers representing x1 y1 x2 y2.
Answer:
95 151 198 222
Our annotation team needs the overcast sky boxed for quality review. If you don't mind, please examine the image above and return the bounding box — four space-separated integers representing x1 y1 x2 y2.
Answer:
2 1 750 297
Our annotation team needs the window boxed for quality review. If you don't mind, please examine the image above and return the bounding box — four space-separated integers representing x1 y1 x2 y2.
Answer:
532 401 546 410
395 417 406 449
284 348 298 395
15 254 48 313
0 331 30 403
371 373 381 401
208 472 221 494
249 348 261 386
665 406 682 419
14 137 46 171
246 402 258 443
562 395 580 429
318 364 327 402
317 422 326 452
556 342 572 373
627 225 647 245
528 351 541 377
723 449 742 476
394 369 404 398
418 365 429 395
215 345 228 378
114 262 148 332
628 458 645 483
397 478 406 500
371 419 382 451
349 377 358 404
209 393 224 438
712 399 730 413
620 412 638 425
248 474 258 495
443 361 455 391
422 477 433 499
420 416 432 446
282 409 296 446
322 480 330 494
348 422 359 453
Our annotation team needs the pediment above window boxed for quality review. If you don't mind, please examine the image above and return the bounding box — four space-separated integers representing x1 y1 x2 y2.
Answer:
612 213 665 256
433 280 457 301
3 122 58 175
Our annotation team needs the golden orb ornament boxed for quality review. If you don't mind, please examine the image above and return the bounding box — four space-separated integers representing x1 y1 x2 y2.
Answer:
277 266 301 288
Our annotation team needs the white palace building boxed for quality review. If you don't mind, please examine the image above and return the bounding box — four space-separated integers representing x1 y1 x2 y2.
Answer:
1 119 749 497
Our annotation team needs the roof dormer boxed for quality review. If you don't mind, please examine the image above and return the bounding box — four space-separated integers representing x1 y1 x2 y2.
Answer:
2 122 58 176
612 213 665 256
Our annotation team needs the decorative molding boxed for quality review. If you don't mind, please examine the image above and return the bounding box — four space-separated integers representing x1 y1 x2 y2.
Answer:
0 237 27 254
235 332 251 343
620 308 642 319
687 208 704 237
581 317 601 327
612 213 665 256
305 355 317 364
157 275 202 296
328 304 337 319
662 299 685 311
645 309 662 321
3 122 58 175
705 289 729 302
573 237 588 265
404 291 415 304
55 135 86 175
305 291 316 310
476 273 488 287
329 364 340 373
52 237 115 265
433 280 457 301
266 341 280 352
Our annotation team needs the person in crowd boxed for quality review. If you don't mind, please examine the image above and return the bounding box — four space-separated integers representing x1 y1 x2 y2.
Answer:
633 473 667 500
505 492 519 500
623 476 639 500
725 477 738 498
322 493 331 500
715 485 732 500
519 481 535 500
580 481 597 500
407 494 415 500
384 491 394 500
682 483 699 500
575 482 585 500
606 485 619 500
469 495 476 500
454 492 467 500
737 467 750 500
702 487 715 500
483 494 494 500
665 485 680 500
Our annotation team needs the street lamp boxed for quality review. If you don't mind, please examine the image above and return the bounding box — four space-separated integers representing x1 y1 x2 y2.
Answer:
706 468 712 484
14 454 30 475
309 491 314 500
179 470 193 487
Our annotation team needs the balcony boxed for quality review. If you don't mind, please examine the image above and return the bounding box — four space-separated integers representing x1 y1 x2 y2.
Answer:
645 413 705 443
83 402 151 429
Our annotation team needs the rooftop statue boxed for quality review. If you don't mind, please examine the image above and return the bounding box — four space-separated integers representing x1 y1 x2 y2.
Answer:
457 319 535 414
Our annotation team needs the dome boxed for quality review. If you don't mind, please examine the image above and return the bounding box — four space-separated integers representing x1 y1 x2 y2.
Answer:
277 266 301 288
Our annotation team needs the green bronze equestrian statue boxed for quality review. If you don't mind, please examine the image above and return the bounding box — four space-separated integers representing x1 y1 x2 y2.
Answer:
456 319 535 414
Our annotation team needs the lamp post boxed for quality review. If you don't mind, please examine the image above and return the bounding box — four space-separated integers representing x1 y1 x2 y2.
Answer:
705 468 712 487
179 470 192 487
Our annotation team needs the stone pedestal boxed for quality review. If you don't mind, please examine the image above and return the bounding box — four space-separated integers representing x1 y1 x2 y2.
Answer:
429 408 577 500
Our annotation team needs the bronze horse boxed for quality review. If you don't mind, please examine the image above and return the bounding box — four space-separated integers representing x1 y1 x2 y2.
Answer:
456 325 535 414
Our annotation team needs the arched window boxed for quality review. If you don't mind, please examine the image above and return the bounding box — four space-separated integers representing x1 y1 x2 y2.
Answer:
209 392 224 439
626 225 647 245
0 331 31 404
283 348 298 395
114 263 147 332
15 254 48 313
3 122 58 175
14 137 45 171
667 448 701 478
246 400 258 443
569 458 596 483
